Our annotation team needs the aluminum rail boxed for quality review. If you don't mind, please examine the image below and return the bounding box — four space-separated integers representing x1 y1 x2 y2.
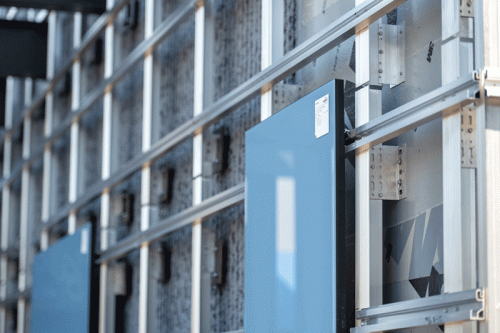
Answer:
346 74 480 153
0 289 30 308
351 289 485 333
97 182 245 264
2 0 131 142
41 0 406 230
0 0 197 190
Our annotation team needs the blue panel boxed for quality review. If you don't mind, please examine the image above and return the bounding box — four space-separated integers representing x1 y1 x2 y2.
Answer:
31 225 92 333
245 80 343 333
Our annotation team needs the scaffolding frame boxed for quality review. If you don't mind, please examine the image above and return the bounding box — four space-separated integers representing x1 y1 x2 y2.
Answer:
0 0 498 332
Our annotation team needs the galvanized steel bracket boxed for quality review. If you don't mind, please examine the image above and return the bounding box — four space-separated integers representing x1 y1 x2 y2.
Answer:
377 24 405 86
483 67 500 97
460 0 474 17
369 144 406 201
461 106 477 168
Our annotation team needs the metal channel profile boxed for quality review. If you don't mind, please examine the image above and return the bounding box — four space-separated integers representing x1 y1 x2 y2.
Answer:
97 183 244 263
42 0 406 230
346 74 479 153
351 289 485 333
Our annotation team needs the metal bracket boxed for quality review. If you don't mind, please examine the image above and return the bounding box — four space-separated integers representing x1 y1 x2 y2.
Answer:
377 24 405 86
351 288 486 333
370 144 406 200
460 0 474 17
483 67 500 97
461 106 477 168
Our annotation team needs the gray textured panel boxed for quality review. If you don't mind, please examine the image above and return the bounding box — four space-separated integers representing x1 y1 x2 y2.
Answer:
149 226 192 333
203 203 245 332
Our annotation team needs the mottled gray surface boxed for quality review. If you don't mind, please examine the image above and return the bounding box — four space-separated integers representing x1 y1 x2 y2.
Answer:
54 12 74 74
149 226 192 332
203 203 245 332
109 170 142 243
150 140 193 225
123 250 140 333
152 16 194 142
51 132 70 213
111 61 143 172
114 1 145 70
81 34 105 101
79 99 103 194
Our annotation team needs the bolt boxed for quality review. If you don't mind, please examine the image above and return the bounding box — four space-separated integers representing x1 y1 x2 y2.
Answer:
400 30 403 34
379 49 384 54
371 165 375 169
397 179 402 186
378 31 383 35
444 308 448 313
379 69 383 73
399 169 403 174
468 128 473 133
400 72 403 75
455 306 460 312
398 159 402 165
471 160 474 164
378 193 383 198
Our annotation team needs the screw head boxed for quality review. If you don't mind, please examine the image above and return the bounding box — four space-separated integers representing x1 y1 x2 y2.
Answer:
379 69 383 73
468 128 473 133
378 193 383 198
379 50 384 54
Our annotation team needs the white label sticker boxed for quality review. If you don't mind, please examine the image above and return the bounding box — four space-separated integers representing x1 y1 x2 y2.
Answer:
315 94 329 138
81 229 89 255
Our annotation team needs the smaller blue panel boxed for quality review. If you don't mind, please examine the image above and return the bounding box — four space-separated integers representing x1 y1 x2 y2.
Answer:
31 225 92 333
245 80 339 333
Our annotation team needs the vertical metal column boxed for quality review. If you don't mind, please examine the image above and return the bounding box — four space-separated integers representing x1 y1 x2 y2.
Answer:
481 1 500 332
138 0 154 330
441 1 474 332
68 12 83 236
17 78 33 333
260 0 283 121
0 76 14 333
99 1 115 332
191 2 206 332
41 11 57 251
354 0 382 324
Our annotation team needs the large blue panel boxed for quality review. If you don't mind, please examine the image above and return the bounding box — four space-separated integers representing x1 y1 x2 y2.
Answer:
31 225 92 333
245 80 344 332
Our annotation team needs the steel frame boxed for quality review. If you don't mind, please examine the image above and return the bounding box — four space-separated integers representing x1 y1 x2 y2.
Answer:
0 0 496 332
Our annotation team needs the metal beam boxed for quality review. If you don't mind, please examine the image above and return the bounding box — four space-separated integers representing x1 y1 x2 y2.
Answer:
352 289 485 333
96 183 244 264
346 75 479 152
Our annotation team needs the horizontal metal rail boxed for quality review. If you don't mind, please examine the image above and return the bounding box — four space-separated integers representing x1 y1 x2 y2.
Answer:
346 74 479 153
0 0 197 191
97 182 245 263
351 289 485 333
42 0 406 230
0 289 30 308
